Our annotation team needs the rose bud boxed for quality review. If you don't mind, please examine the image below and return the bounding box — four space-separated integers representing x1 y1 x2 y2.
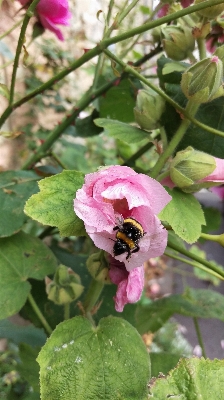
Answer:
134 89 166 130
45 264 84 305
181 55 224 104
195 0 224 19
86 251 111 284
161 25 195 61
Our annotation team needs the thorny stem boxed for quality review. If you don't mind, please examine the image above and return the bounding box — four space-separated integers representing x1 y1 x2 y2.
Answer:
193 317 207 358
9 0 41 105
27 292 53 335
1 0 223 128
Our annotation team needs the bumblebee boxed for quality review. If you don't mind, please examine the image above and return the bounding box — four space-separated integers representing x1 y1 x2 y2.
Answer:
112 217 145 260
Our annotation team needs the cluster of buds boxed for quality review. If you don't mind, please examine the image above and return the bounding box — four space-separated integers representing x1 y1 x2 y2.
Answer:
45 264 84 305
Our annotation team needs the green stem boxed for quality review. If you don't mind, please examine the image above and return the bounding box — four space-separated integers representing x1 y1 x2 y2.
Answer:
9 0 41 105
1 0 222 129
64 303 70 320
21 81 112 169
193 317 207 358
160 126 168 150
164 251 224 281
27 292 53 335
83 279 104 313
167 238 224 279
200 232 224 246
157 169 170 182
122 140 154 167
0 18 23 41
150 100 200 179
197 37 207 60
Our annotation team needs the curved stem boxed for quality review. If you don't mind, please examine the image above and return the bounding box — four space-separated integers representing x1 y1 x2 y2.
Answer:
193 317 207 358
150 101 200 179
27 292 53 335
167 238 224 279
122 140 154 167
64 303 70 320
83 279 104 313
164 251 224 281
9 0 41 105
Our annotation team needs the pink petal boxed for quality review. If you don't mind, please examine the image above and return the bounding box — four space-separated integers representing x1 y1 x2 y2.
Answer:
203 157 224 182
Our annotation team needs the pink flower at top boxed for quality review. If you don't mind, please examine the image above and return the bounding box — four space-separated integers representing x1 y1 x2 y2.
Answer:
108 256 144 312
74 165 172 271
157 0 193 17
18 0 71 41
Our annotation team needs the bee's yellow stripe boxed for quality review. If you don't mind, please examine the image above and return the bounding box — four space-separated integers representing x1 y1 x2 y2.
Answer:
123 218 144 235
116 232 136 249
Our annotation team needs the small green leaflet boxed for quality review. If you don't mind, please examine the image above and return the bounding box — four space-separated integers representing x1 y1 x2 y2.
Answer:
94 118 150 144
159 187 205 243
25 170 85 237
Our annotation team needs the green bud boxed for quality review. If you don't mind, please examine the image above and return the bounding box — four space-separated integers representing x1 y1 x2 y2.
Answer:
161 25 195 61
214 45 224 68
181 55 224 104
134 89 165 130
195 0 224 19
170 146 216 192
86 251 111 284
45 264 84 305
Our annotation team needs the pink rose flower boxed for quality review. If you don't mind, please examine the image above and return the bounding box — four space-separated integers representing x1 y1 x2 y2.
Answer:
108 256 144 312
18 0 71 41
74 165 172 271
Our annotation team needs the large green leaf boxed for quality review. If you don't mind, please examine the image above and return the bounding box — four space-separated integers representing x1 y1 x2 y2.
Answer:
0 319 46 346
94 118 150 143
136 288 224 334
149 358 224 399
0 170 39 237
150 353 180 378
99 79 136 123
38 316 150 400
0 231 57 319
159 188 205 243
24 170 85 237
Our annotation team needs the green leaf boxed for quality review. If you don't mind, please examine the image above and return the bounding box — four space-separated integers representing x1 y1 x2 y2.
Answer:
94 118 149 143
0 83 9 99
159 188 205 243
99 79 136 123
38 316 150 400
149 358 224 399
18 344 40 393
0 231 57 319
150 353 180 377
0 319 46 346
24 170 85 237
75 109 103 137
136 288 224 334
152 321 192 357
0 170 39 237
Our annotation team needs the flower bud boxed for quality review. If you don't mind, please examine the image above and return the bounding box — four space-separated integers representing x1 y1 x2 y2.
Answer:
86 251 111 284
195 0 224 19
181 55 224 103
214 45 224 68
134 89 165 130
170 147 216 192
45 264 84 305
161 25 195 61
